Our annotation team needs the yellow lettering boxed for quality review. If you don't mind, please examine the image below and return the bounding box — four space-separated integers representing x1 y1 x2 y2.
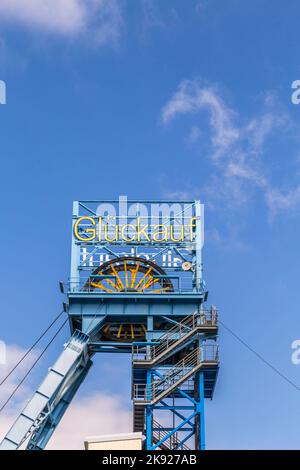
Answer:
121 224 136 242
170 224 184 242
74 216 96 241
137 217 150 242
153 224 168 242
104 222 119 242
189 217 197 241
98 216 102 241
73 216 194 243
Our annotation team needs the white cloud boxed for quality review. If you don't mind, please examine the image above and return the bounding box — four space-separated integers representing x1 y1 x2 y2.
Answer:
246 114 278 150
47 392 132 450
0 344 132 450
265 186 300 213
161 80 240 160
0 0 123 45
161 79 300 215
207 226 250 252
0 344 37 404
0 0 85 34
0 345 38 443
225 155 267 188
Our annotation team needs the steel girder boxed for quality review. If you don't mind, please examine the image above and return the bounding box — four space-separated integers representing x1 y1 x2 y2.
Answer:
0 331 92 450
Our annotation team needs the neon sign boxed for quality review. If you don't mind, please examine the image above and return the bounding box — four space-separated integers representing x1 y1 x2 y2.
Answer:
73 216 197 243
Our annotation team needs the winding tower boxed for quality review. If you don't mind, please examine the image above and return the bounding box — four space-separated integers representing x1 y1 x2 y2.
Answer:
0 198 219 450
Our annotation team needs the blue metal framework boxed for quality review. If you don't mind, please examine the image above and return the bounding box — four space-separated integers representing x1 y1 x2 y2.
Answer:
0 198 219 450
145 371 205 450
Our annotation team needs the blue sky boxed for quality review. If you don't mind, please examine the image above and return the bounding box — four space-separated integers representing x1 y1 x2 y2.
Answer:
1 0 300 449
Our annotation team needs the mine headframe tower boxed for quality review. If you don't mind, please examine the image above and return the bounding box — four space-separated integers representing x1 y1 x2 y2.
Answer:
0 198 219 450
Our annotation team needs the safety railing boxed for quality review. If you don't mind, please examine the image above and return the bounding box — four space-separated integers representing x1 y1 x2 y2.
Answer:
133 345 219 403
67 276 205 295
152 419 190 450
132 308 218 362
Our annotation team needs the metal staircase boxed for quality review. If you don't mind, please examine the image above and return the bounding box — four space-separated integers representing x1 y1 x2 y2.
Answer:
133 307 217 367
152 419 191 450
133 345 218 405
131 309 219 450
133 404 145 433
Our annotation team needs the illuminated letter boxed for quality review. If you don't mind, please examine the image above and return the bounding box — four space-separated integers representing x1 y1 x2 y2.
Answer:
153 224 168 242
98 217 102 241
104 219 119 242
121 224 136 242
170 224 184 242
74 217 96 241
137 217 150 242
189 217 197 241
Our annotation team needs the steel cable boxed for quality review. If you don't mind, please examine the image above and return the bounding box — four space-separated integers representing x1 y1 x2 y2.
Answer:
219 320 300 392
0 310 65 387
0 319 68 414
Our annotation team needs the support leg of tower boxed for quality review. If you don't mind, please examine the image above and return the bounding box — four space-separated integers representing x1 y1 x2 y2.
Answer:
195 371 205 450
145 369 152 450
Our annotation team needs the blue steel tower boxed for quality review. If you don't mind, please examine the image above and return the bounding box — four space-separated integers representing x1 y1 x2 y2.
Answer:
0 198 219 450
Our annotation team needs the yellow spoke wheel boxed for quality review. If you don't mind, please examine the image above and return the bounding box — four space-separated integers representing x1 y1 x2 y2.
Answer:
86 256 173 293
86 257 173 342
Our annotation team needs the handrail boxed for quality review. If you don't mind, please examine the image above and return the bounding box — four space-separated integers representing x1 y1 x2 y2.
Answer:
133 308 218 362
133 344 219 402
67 277 199 294
152 419 190 450
150 348 200 399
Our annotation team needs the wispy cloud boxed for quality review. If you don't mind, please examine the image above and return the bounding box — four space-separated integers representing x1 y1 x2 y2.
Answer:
265 186 300 212
141 0 178 35
162 80 240 161
161 79 300 215
0 0 123 46
142 0 165 31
